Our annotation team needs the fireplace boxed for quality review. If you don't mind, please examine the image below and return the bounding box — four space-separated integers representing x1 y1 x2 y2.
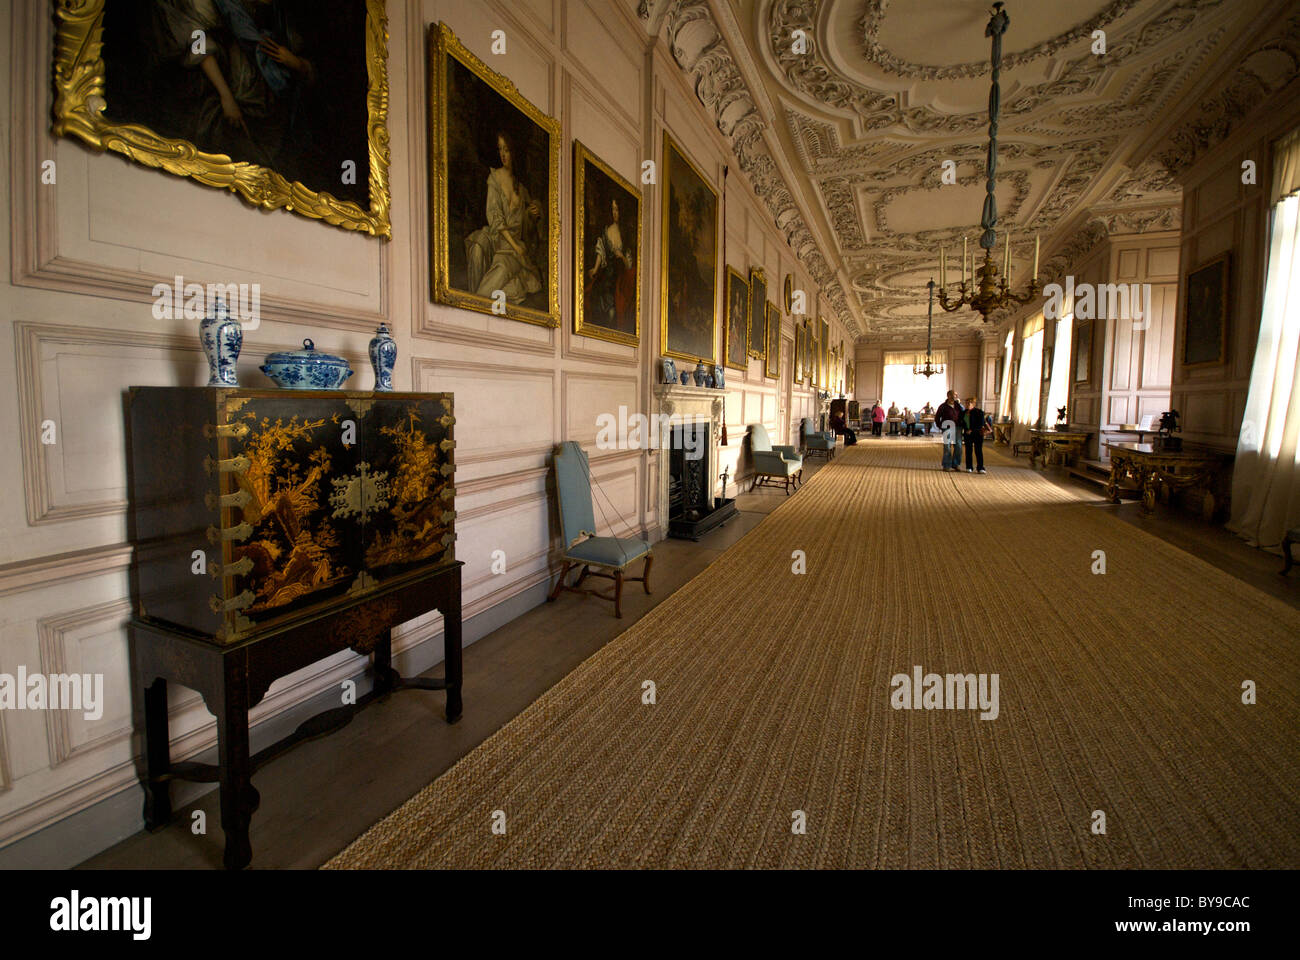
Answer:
667 420 737 540
652 382 737 541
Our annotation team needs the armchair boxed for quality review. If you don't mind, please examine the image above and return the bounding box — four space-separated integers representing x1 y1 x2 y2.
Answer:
547 441 652 618
802 417 836 460
749 423 803 494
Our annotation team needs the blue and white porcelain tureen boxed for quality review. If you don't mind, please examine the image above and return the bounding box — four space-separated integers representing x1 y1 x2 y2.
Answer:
260 339 354 390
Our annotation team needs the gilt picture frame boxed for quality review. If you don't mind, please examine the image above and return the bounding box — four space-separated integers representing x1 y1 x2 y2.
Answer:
1182 252 1230 367
574 141 641 346
794 321 805 383
429 23 560 327
764 302 780 378
820 318 830 386
660 133 719 365
1074 322 1092 382
51 0 392 237
748 267 768 359
724 266 750 371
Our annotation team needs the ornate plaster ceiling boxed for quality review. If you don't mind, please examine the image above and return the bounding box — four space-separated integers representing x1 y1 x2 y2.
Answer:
649 0 1299 339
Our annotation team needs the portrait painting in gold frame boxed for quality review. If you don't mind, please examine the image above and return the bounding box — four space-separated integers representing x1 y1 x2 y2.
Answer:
724 267 750 371
573 141 641 346
747 267 768 359
764 302 780 379
51 0 392 237
659 133 718 365
429 23 560 327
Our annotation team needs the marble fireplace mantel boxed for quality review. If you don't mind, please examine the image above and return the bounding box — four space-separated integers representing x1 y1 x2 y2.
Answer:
651 382 726 538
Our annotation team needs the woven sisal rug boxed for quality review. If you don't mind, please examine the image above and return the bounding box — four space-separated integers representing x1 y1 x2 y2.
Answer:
325 442 1300 869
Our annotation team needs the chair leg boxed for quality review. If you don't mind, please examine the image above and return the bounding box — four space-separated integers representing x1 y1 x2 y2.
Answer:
613 570 625 618
575 565 590 587
641 554 653 595
547 560 571 602
1283 536 1296 575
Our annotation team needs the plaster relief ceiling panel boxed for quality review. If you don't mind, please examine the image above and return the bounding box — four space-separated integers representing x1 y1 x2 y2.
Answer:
718 0 1283 337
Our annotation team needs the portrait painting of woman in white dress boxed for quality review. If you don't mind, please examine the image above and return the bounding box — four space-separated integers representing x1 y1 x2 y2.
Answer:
435 27 560 326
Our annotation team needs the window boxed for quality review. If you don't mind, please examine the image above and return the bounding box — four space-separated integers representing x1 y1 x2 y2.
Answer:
1014 315 1044 426
1045 314 1074 424
1230 127 1300 547
997 330 1014 420
881 350 949 413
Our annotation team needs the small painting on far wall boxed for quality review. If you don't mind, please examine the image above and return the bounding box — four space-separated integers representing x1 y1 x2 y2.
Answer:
1074 322 1092 382
764 302 780 378
794 322 804 382
724 267 750 371
1183 253 1230 366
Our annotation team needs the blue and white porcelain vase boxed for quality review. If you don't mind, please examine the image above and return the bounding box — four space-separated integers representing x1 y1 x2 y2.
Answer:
692 363 707 386
199 297 242 387
368 323 397 392
679 370 690 385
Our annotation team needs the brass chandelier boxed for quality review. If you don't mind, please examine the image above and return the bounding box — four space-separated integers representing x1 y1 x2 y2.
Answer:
937 1 1041 323
914 280 945 378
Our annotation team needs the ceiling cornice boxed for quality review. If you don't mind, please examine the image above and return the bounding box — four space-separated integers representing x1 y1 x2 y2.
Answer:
662 0 863 335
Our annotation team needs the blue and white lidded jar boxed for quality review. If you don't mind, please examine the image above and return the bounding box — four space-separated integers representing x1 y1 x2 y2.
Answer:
199 297 242 387
369 322 397 392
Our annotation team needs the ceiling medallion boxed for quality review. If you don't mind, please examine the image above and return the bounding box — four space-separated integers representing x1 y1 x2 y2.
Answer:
858 0 1142 80
937 3 1041 323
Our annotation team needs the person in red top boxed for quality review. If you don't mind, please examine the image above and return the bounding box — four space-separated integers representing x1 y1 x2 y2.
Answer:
870 402 885 437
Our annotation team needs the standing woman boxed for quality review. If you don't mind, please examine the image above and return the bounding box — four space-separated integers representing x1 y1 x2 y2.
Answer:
871 402 885 437
963 396 990 473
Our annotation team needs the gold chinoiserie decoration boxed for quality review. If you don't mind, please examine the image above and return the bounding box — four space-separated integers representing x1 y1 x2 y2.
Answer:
51 0 392 238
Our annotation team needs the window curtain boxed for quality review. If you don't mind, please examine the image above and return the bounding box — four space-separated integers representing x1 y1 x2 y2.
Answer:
1229 128 1300 549
1045 315 1074 425
1013 317 1045 439
997 330 1014 420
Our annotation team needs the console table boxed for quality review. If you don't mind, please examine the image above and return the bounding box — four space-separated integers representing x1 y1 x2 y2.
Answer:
127 386 461 868
1029 428 1090 468
131 563 462 869
1105 441 1229 520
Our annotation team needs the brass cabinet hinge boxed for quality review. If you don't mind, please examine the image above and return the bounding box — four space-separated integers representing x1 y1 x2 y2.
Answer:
440 486 455 501
438 413 455 428
209 556 254 578
209 590 255 613
439 462 454 477
204 489 252 511
203 422 251 440
207 522 253 544
439 438 455 452
204 454 251 475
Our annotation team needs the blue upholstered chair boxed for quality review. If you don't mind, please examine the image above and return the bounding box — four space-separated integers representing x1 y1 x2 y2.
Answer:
748 423 803 494
801 417 836 460
547 441 652 618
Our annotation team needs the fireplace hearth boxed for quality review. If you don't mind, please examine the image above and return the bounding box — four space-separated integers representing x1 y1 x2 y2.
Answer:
668 421 736 540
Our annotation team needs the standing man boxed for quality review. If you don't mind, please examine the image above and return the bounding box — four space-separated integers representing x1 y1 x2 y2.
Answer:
963 396 990 473
934 390 965 471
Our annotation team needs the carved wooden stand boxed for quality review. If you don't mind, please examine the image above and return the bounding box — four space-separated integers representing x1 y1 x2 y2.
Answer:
130 562 463 870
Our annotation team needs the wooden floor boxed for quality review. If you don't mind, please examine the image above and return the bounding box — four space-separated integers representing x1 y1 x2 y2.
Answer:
80 442 1298 869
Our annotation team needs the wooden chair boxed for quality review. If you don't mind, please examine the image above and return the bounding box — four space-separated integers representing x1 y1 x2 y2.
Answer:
547 441 652 618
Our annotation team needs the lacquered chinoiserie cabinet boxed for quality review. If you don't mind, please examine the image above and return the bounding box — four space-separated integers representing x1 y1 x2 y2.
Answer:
126 387 462 869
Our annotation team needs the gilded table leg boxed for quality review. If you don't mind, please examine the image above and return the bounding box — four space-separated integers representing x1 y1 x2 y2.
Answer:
1106 459 1122 503
1141 469 1158 515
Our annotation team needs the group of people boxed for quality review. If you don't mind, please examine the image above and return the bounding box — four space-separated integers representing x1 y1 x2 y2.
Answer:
864 392 992 473
934 391 991 473
866 401 935 437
